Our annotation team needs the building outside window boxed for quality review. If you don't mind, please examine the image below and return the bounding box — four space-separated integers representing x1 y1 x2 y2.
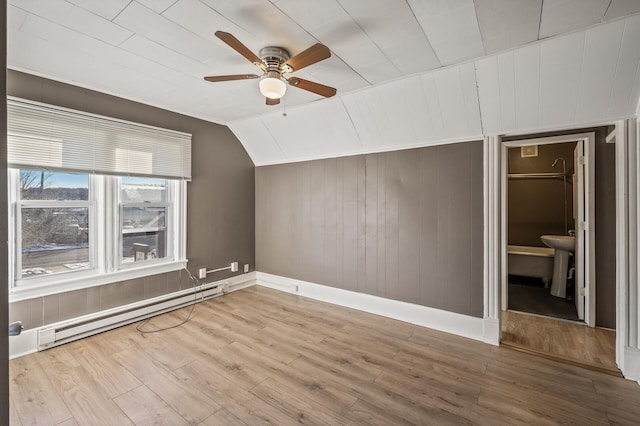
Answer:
120 177 169 264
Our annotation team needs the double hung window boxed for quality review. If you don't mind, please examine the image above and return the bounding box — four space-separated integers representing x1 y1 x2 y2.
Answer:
7 98 191 299
17 170 93 278
120 177 169 265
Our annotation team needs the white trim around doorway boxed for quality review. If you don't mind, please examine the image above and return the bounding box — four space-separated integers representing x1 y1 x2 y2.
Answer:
614 119 640 380
499 133 596 327
484 122 640 380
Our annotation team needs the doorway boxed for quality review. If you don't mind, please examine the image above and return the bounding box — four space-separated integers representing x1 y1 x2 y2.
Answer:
498 133 620 373
501 133 595 326
506 140 582 322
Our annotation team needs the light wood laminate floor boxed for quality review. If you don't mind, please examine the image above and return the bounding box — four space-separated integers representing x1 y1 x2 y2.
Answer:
10 286 640 425
501 310 618 374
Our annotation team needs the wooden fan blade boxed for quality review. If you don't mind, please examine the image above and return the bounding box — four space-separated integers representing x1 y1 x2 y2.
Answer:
215 31 262 65
283 43 331 72
204 74 260 82
288 77 336 98
266 97 280 106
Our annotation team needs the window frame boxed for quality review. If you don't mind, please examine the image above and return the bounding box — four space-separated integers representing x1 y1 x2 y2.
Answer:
16 200 97 281
8 169 187 302
117 176 173 269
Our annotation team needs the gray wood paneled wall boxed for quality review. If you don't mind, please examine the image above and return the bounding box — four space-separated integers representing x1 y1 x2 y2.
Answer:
256 142 484 318
7 71 255 330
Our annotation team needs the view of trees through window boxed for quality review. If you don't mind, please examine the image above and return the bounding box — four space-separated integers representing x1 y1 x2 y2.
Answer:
19 170 90 277
20 169 89 201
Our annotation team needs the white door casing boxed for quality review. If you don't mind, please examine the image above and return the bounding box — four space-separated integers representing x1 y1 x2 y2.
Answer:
487 120 640 379
574 141 585 321
499 133 596 327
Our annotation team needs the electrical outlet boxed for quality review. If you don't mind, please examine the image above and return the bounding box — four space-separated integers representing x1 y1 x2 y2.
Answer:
230 262 238 272
198 268 207 279
244 263 249 273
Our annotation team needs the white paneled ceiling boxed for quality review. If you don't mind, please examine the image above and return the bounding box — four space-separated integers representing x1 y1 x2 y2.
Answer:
539 0 611 38
408 0 485 65
7 0 640 165
475 0 542 54
476 13 640 135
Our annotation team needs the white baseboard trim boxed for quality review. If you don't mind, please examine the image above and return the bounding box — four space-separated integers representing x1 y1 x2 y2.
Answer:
623 346 640 382
226 272 257 292
9 272 257 359
256 272 490 344
9 328 39 359
483 317 501 346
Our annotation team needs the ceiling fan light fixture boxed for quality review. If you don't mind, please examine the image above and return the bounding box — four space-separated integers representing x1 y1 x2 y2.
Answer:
206 32 336 103
259 73 287 99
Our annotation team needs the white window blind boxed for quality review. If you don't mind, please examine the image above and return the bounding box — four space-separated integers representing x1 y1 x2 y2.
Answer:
7 98 192 180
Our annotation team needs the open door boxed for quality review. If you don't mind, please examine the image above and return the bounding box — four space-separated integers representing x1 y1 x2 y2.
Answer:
573 141 585 320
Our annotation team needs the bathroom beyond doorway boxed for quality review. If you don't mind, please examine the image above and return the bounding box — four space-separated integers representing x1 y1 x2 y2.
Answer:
500 128 618 372
501 127 617 330
506 139 582 322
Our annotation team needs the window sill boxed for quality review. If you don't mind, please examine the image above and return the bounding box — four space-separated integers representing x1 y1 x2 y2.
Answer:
9 259 188 303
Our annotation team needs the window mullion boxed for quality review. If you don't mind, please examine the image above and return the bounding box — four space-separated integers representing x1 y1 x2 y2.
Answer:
104 176 118 274
92 175 104 274
8 169 19 288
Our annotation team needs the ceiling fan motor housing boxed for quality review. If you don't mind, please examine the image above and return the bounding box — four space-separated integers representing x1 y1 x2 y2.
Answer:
258 46 291 99
259 46 291 74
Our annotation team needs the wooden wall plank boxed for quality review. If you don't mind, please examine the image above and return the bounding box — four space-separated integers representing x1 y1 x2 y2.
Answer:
475 55 502 134
419 146 439 307
514 44 541 131
365 155 379 295
384 151 400 300
398 150 421 303
497 52 516 132
576 19 624 123
610 14 640 117
538 31 584 127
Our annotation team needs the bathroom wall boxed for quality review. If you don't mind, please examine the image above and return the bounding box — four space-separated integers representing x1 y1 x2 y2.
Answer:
507 142 576 247
594 127 616 329
256 141 484 318
505 127 616 329
7 71 256 330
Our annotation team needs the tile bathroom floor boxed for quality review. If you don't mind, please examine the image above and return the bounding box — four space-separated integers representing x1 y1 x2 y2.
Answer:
508 275 578 321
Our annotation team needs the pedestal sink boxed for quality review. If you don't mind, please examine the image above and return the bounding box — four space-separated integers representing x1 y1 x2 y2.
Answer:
541 235 575 298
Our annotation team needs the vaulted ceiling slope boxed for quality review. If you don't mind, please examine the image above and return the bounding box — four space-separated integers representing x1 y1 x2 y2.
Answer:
7 1 640 166
232 13 640 165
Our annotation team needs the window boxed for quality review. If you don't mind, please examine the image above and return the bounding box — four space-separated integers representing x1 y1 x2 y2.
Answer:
9 169 186 296
17 170 93 278
120 177 169 265
7 98 191 299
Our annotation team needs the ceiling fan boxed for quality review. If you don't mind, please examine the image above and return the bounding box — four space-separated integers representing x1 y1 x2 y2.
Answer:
204 31 337 105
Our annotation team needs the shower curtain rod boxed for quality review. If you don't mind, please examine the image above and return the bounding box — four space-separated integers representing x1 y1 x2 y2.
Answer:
507 172 570 180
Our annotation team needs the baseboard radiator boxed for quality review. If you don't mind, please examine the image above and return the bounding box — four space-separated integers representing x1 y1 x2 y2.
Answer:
37 279 238 351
